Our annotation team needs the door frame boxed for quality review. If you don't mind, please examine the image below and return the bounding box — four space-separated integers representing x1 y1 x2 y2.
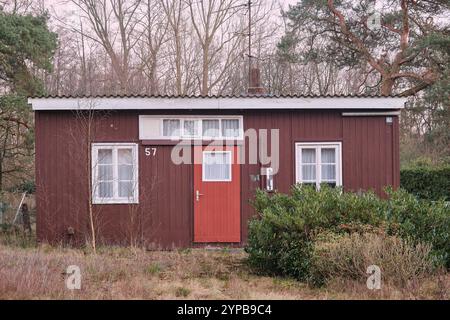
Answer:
192 145 241 244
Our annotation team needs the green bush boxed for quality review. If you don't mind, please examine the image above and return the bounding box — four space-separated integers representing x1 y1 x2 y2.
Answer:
400 165 450 200
246 185 450 283
386 188 450 267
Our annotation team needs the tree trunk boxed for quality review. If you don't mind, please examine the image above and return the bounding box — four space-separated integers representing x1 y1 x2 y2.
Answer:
201 45 209 96
175 36 182 95
380 77 395 96
149 60 158 95
0 158 3 192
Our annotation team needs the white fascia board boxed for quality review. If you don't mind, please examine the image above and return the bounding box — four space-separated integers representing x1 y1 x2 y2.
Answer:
28 97 407 111
342 111 401 116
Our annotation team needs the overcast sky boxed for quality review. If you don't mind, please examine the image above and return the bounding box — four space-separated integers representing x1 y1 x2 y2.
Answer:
46 0 299 11
45 0 299 20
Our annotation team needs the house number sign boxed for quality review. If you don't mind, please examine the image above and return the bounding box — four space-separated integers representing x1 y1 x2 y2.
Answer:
145 147 157 156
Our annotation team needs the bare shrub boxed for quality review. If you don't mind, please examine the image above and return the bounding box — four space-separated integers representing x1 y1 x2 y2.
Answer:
311 232 435 287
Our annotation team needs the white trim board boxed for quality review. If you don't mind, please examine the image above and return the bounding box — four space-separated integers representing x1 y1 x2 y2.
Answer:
28 97 407 111
342 111 401 116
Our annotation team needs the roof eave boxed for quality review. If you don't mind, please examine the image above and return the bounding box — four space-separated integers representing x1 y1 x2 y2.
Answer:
28 96 407 111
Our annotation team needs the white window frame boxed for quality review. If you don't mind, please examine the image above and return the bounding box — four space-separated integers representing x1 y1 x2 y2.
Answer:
139 115 243 140
182 119 200 138
295 142 342 190
202 151 232 182
219 118 241 139
91 143 139 204
162 119 181 139
201 119 221 139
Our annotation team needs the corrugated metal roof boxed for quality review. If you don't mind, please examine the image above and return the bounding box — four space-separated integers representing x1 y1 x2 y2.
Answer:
29 94 407 111
29 93 400 99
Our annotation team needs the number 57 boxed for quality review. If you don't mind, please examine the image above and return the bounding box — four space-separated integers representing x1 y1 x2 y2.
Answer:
145 147 157 156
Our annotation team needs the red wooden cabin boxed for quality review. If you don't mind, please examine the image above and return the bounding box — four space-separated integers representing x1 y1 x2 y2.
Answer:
29 94 406 248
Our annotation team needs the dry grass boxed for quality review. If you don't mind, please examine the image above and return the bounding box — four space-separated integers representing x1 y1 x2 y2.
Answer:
312 233 436 287
0 244 448 300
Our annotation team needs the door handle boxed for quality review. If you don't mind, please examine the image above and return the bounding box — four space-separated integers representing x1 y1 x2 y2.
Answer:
196 190 204 201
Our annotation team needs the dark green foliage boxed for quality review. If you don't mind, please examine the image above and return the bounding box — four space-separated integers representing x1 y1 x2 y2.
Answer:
246 186 450 282
386 188 450 268
400 165 450 201
0 11 56 191
0 11 57 95
280 0 450 99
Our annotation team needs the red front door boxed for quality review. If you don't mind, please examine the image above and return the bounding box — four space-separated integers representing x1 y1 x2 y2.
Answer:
194 146 240 243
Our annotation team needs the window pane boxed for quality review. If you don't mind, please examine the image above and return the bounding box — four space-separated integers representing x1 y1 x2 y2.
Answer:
118 149 132 164
221 119 239 137
183 120 199 137
119 164 133 180
302 149 316 164
98 149 112 164
98 181 113 198
321 148 335 163
321 164 336 180
98 165 113 181
302 164 316 180
163 119 180 137
119 181 134 198
203 152 231 181
202 120 220 137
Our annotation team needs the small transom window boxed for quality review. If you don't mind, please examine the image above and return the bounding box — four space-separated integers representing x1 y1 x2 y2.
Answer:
163 119 181 137
157 117 242 139
183 120 200 137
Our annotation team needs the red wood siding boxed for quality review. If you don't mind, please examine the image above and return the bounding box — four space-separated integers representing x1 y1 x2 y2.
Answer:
342 116 397 195
35 109 399 248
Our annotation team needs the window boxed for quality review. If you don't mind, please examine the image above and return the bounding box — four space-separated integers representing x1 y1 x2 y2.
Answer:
202 119 220 137
221 119 240 137
163 119 180 137
203 151 232 182
295 143 341 189
183 119 199 137
139 116 243 140
92 143 138 204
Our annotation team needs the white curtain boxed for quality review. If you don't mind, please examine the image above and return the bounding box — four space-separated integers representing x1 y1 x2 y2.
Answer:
98 149 112 164
118 149 134 198
183 120 199 137
203 152 231 181
202 119 220 137
321 148 335 163
321 165 336 180
163 119 180 136
99 182 113 198
321 148 336 181
98 149 113 197
221 119 239 137
301 149 316 181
